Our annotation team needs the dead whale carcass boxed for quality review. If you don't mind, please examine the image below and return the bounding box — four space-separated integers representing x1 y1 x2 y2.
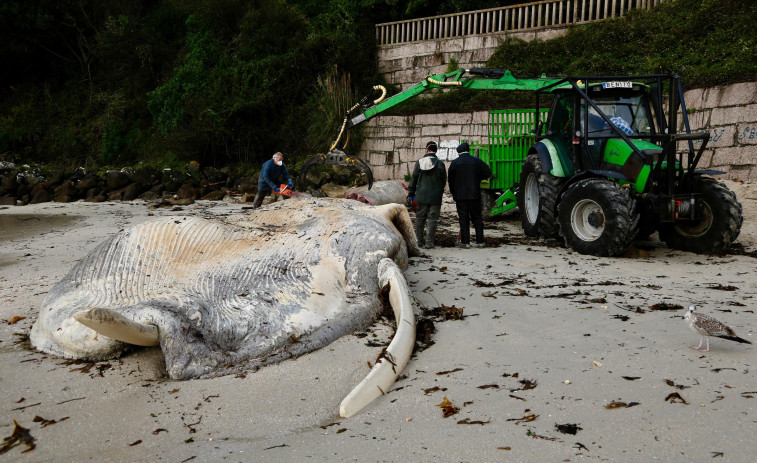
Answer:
345 180 408 206
31 198 418 414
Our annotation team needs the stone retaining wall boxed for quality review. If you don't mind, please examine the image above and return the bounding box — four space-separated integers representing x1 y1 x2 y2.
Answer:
682 82 757 180
358 81 757 181
378 29 567 90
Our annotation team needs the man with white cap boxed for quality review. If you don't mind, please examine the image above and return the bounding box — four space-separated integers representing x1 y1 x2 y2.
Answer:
407 141 447 249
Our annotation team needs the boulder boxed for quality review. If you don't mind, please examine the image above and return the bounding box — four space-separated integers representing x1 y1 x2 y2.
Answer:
75 174 99 193
176 183 199 200
132 167 160 186
202 166 227 185
201 190 227 201
105 170 131 191
139 190 161 201
122 183 146 201
0 174 19 194
29 187 51 204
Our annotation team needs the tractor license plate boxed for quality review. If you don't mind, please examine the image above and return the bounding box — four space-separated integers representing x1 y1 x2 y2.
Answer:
602 81 632 89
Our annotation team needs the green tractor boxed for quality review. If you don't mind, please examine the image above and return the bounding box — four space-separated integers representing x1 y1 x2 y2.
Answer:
508 73 742 256
302 69 743 257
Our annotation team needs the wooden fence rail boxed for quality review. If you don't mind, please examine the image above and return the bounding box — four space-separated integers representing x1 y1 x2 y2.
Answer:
376 0 666 46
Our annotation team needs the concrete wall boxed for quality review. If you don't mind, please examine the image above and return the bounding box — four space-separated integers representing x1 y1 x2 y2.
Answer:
358 81 757 182
682 82 757 180
378 28 568 90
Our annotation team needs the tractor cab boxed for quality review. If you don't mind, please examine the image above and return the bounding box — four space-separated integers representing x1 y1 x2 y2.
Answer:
542 82 662 188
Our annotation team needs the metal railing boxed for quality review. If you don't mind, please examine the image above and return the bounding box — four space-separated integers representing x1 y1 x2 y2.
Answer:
376 0 666 46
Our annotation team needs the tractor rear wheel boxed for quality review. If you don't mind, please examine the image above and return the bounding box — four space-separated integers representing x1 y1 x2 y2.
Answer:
658 177 743 254
557 178 639 256
518 154 563 237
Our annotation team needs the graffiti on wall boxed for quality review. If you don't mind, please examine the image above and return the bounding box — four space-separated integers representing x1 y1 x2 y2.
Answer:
435 140 460 162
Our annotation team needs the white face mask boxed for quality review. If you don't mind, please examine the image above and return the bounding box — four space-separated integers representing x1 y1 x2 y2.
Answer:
276 160 283 166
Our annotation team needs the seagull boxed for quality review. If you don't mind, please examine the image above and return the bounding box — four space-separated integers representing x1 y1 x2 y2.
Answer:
685 305 752 352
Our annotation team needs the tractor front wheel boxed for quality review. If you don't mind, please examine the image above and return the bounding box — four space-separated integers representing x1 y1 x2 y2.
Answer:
518 154 563 237
557 178 639 256
658 177 743 254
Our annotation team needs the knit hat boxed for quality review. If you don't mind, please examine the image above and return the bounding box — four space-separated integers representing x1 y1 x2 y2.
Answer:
456 142 469 153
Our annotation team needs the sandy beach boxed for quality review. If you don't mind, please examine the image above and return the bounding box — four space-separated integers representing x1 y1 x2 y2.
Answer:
1 180 756 462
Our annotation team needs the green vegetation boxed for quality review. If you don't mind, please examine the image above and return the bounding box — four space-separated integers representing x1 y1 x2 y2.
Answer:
488 0 756 89
0 0 754 170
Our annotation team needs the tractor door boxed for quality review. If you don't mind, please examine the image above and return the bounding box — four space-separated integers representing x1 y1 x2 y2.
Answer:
545 91 574 156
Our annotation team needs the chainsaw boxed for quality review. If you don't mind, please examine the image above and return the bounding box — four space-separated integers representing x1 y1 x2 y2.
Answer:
273 184 304 197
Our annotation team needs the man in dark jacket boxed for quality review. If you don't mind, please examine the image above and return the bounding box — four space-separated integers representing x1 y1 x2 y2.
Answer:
447 142 492 248
407 141 447 249
253 152 293 209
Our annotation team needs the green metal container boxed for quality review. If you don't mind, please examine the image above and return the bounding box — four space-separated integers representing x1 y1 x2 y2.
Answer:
474 108 549 192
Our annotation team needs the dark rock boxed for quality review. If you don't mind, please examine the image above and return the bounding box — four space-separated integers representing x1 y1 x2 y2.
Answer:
202 166 228 185
238 177 257 194
29 188 51 204
132 167 160 186
0 195 16 205
122 183 146 201
201 190 227 201
49 170 65 185
53 194 77 203
108 188 126 201
54 181 79 200
176 183 199 200
16 184 30 198
162 172 185 192
75 174 100 192
85 193 107 202
139 190 161 201
105 170 131 190
1 174 19 194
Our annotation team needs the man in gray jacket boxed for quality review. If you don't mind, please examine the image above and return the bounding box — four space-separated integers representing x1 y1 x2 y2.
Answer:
407 141 447 249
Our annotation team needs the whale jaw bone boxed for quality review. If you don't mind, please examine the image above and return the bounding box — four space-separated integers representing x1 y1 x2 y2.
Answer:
339 258 416 418
73 308 160 347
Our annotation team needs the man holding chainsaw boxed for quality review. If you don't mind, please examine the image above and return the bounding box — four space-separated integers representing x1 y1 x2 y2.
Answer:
407 141 447 249
253 152 293 209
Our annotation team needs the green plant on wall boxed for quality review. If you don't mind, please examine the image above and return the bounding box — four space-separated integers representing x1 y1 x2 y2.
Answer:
446 56 459 73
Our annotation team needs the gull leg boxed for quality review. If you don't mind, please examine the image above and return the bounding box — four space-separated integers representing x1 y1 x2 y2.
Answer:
690 337 704 351
702 337 710 352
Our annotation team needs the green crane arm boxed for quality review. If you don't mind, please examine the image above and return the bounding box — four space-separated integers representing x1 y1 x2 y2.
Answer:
344 68 562 130
309 68 563 191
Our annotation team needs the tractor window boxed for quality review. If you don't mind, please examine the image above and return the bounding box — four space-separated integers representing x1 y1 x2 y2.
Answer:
546 93 573 138
582 94 655 137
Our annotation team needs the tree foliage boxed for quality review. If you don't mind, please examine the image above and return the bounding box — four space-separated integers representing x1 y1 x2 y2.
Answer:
488 0 757 89
1 0 754 170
